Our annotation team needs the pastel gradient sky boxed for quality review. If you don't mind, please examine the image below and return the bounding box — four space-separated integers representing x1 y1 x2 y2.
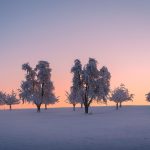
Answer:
0 0 150 109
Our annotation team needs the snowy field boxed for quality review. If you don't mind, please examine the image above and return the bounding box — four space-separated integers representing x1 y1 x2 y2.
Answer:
0 106 150 150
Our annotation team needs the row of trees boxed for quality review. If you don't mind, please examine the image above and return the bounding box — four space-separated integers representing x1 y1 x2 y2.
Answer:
0 84 134 111
1 58 150 113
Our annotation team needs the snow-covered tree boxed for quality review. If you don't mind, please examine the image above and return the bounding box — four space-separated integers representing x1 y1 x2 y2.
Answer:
19 63 38 108
110 84 134 110
98 66 111 101
145 92 150 102
35 61 58 109
4 91 20 110
67 59 83 110
0 91 6 105
81 58 111 113
19 61 58 112
66 86 83 111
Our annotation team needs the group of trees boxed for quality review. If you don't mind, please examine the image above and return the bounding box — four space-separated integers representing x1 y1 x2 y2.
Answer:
0 91 20 110
66 58 111 113
4 58 150 113
67 58 134 113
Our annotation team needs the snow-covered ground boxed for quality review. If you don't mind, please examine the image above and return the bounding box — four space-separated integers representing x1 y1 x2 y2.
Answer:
0 106 150 150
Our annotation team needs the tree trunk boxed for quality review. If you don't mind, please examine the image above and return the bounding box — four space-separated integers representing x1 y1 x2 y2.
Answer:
10 105 12 111
119 102 122 108
84 85 90 114
73 104 76 111
42 83 44 97
116 103 119 110
84 99 89 114
81 103 83 108
45 104 47 110
37 104 41 112
84 105 89 114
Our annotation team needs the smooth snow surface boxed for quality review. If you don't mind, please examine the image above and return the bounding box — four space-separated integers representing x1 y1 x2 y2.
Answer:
0 106 150 150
